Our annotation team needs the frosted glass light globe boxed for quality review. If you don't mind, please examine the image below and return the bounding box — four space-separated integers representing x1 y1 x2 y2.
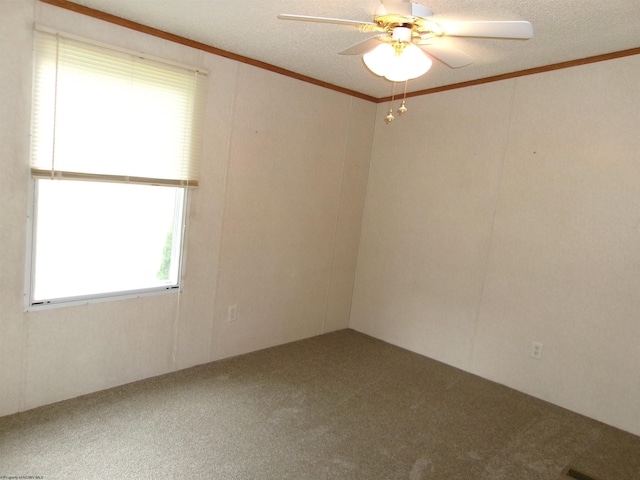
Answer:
363 43 432 82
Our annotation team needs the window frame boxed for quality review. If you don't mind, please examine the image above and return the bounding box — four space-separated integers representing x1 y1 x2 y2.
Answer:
25 29 206 311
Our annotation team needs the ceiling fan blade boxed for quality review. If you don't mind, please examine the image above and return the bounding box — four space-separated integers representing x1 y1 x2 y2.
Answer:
339 36 386 55
440 20 533 39
377 0 413 17
418 43 474 68
277 14 379 30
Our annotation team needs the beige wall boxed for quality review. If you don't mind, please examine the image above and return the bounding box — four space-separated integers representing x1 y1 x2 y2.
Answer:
0 0 374 415
351 58 640 436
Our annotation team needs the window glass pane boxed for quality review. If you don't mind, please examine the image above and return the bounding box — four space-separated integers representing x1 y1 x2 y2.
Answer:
31 180 184 304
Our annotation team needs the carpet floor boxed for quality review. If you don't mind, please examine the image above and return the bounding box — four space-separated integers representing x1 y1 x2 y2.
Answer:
1 329 638 479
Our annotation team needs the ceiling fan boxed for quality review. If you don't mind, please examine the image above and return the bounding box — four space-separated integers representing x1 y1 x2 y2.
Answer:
278 0 533 79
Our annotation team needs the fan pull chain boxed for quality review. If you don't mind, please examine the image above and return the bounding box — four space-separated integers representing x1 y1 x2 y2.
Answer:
398 80 408 115
385 82 397 124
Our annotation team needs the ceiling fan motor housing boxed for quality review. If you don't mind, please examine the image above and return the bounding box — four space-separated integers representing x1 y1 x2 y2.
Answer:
392 26 412 42
391 26 413 54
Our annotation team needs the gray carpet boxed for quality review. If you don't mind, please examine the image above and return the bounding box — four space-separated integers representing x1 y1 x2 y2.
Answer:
1 329 638 479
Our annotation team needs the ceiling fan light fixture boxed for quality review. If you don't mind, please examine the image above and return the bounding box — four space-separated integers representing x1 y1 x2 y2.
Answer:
363 42 432 82
279 4 532 93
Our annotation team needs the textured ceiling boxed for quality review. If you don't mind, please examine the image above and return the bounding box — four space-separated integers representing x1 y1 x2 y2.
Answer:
66 0 640 99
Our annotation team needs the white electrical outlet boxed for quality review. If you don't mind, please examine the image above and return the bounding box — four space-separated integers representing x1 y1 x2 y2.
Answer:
227 304 237 323
531 341 544 360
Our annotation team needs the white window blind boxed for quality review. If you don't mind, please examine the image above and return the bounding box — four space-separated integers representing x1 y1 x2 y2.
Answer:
31 30 207 187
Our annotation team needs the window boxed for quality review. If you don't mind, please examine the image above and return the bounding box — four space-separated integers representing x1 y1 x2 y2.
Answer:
28 30 207 307
31 180 184 304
